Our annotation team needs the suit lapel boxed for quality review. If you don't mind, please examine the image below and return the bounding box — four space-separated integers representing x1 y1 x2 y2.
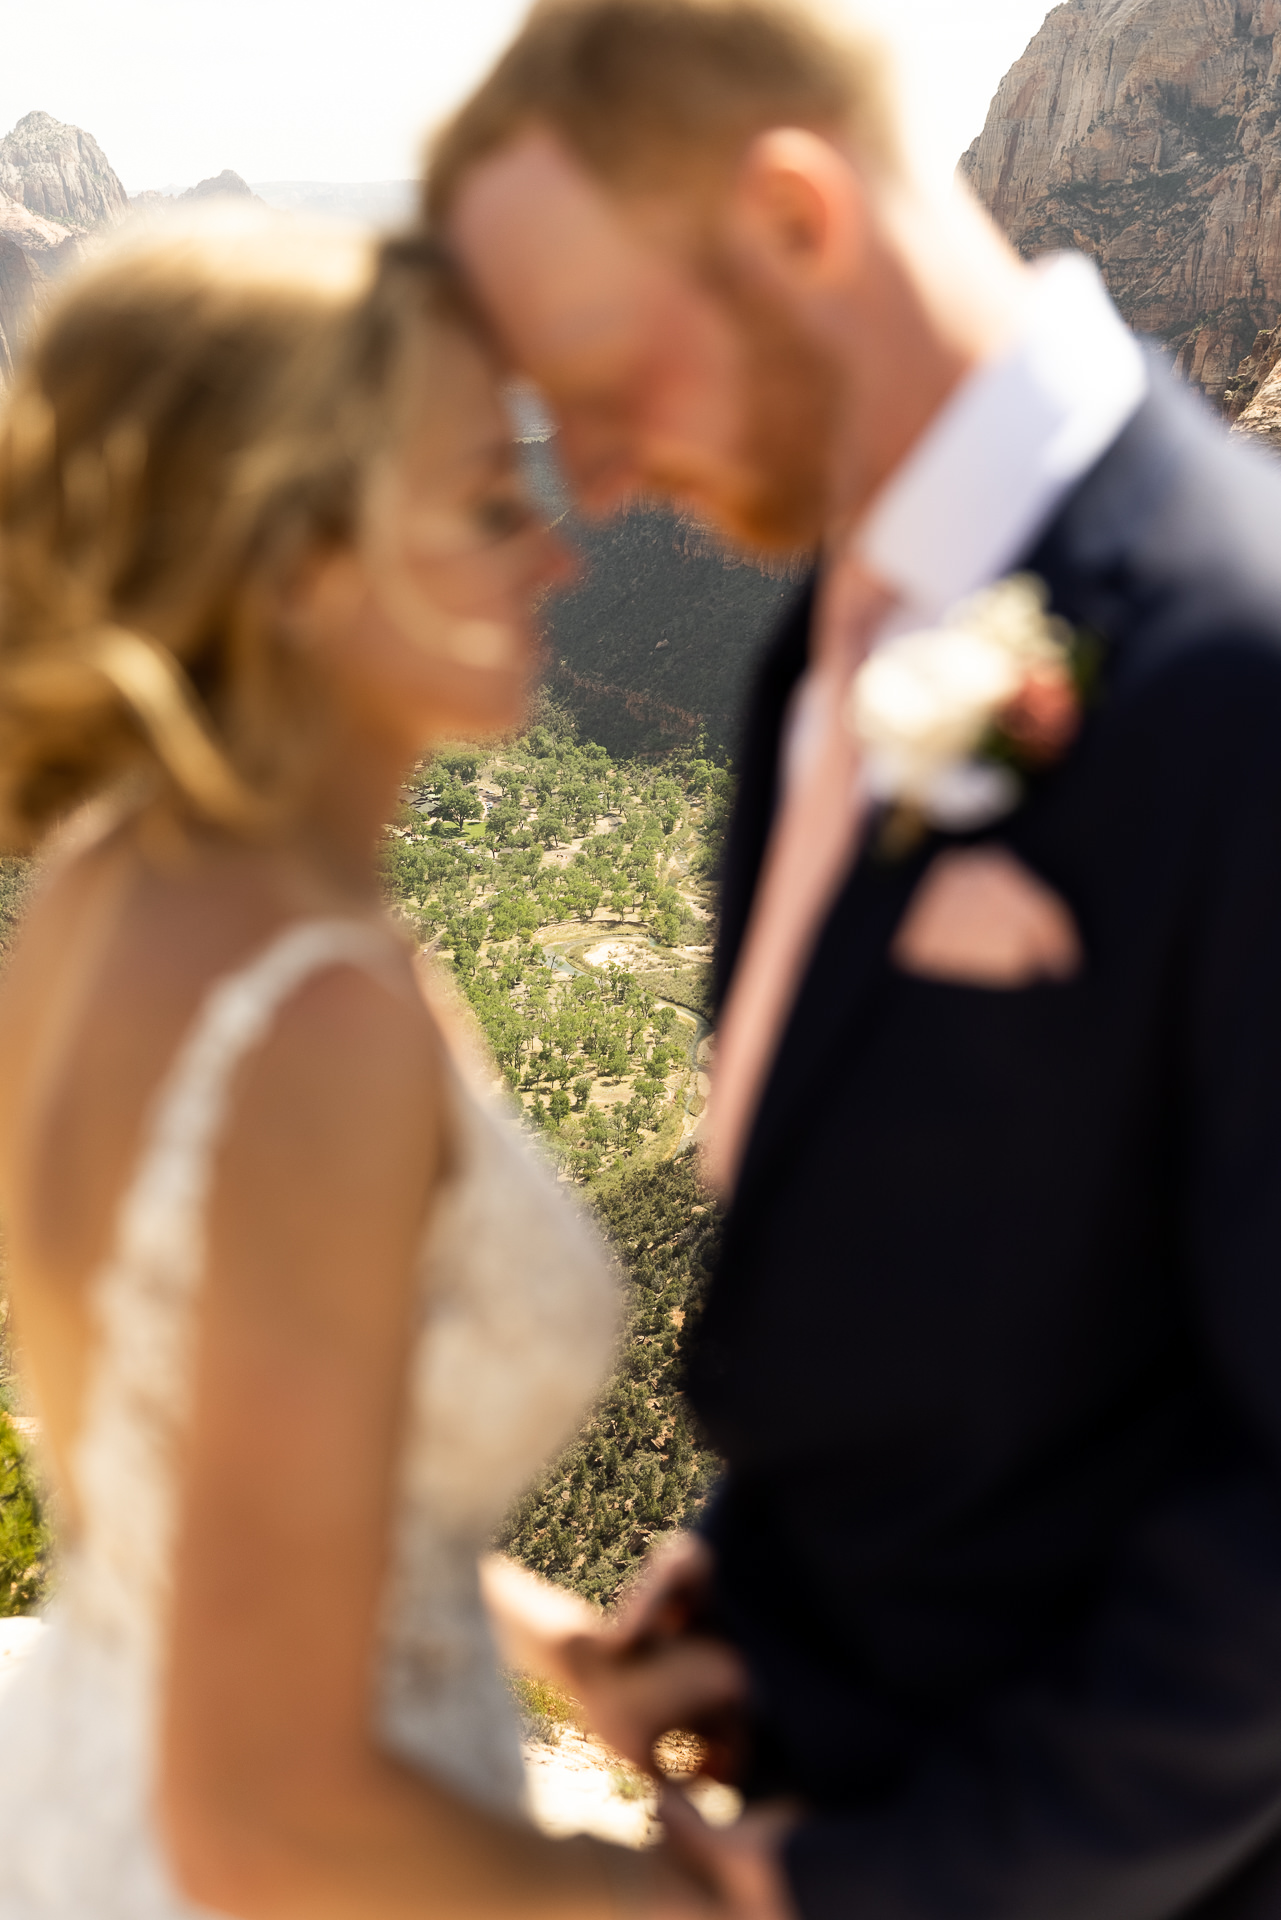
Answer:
732 832 930 1204
714 576 815 1013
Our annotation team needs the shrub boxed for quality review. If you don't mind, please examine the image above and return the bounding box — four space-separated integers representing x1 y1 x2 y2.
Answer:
0 1414 49 1616
507 1670 582 1745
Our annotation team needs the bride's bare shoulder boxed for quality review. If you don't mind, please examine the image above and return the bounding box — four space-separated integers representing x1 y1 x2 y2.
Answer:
0 801 166 1013
0 817 447 1270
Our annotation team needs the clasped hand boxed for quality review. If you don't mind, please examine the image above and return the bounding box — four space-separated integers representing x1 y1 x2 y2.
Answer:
482 1538 799 1920
560 1532 746 1779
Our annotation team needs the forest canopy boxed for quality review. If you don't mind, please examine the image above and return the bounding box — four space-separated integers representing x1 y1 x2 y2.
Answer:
382 696 731 1186
381 697 729 1599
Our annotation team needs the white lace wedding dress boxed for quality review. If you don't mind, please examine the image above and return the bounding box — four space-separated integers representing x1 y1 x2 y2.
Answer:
0 917 618 1915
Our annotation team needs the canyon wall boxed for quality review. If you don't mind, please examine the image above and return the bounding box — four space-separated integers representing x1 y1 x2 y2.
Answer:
0 238 35 383
961 0 1281 401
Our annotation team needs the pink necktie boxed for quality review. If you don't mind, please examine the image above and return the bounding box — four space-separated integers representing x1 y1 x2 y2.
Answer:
704 554 894 1197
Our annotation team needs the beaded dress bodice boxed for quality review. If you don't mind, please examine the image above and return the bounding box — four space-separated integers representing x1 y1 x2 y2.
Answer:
0 919 618 1916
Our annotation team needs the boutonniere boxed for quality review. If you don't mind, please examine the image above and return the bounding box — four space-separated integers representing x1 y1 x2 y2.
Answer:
846 573 1094 858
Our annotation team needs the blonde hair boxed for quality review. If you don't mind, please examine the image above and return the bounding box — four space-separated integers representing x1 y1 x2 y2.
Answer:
426 0 902 219
0 213 453 850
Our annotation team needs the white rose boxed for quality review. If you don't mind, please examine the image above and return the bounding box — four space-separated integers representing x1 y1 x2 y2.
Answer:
849 625 1023 801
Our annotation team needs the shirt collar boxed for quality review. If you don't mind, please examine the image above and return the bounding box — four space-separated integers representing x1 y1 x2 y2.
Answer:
854 253 1148 622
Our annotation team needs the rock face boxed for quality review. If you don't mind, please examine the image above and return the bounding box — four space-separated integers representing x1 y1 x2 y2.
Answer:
520 440 796 757
0 235 36 380
961 0 1281 402
0 192 70 259
1235 364 1281 444
0 111 128 232
1226 322 1281 444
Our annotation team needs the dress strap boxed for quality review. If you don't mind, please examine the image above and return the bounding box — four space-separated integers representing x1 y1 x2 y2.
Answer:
71 916 400 1635
109 916 399 1286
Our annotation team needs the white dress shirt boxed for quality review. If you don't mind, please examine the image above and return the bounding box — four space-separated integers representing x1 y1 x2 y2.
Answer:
781 251 1147 799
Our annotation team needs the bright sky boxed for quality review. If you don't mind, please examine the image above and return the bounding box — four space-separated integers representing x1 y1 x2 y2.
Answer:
0 0 1051 195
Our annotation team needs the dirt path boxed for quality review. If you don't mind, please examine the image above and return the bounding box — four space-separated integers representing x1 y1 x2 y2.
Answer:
524 1725 740 1844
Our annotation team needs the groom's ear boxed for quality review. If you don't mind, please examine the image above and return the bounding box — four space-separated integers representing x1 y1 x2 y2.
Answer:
727 128 868 295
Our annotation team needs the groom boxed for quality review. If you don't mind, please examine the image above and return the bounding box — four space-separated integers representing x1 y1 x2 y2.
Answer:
433 3 1281 1915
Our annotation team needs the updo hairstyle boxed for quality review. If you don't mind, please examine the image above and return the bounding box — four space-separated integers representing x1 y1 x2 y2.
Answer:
0 212 457 849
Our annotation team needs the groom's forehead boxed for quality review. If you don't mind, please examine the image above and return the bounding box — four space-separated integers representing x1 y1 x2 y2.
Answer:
448 131 704 373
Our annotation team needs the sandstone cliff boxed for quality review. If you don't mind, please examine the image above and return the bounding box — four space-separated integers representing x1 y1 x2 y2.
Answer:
0 112 129 381
961 0 1281 401
0 111 127 233
0 236 36 382
0 191 71 260
1225 321 1281 444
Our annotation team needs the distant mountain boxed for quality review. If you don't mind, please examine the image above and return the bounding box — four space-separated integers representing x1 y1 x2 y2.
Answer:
129 178 411 229
130 169 263 212
250 180 415 227
961 0 1281 405
180 169 261 204
0 111 127 233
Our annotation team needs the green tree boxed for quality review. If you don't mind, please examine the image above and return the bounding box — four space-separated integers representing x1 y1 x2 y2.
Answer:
431 747 480 784
536 807 565 849
485 797 523 852
489 892 521 943
564 873 603 923
651 886 694 949
438 777 482 829
481 1004 526 1080
0 1415 48 1616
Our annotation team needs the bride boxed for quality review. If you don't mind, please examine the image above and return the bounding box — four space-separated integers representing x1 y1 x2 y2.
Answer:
0 216 761 1918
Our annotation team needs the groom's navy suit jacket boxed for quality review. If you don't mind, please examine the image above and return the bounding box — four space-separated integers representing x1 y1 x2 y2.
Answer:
688 370 1281 1920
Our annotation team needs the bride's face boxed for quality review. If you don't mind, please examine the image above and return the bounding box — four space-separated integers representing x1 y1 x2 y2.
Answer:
295 321 573 749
